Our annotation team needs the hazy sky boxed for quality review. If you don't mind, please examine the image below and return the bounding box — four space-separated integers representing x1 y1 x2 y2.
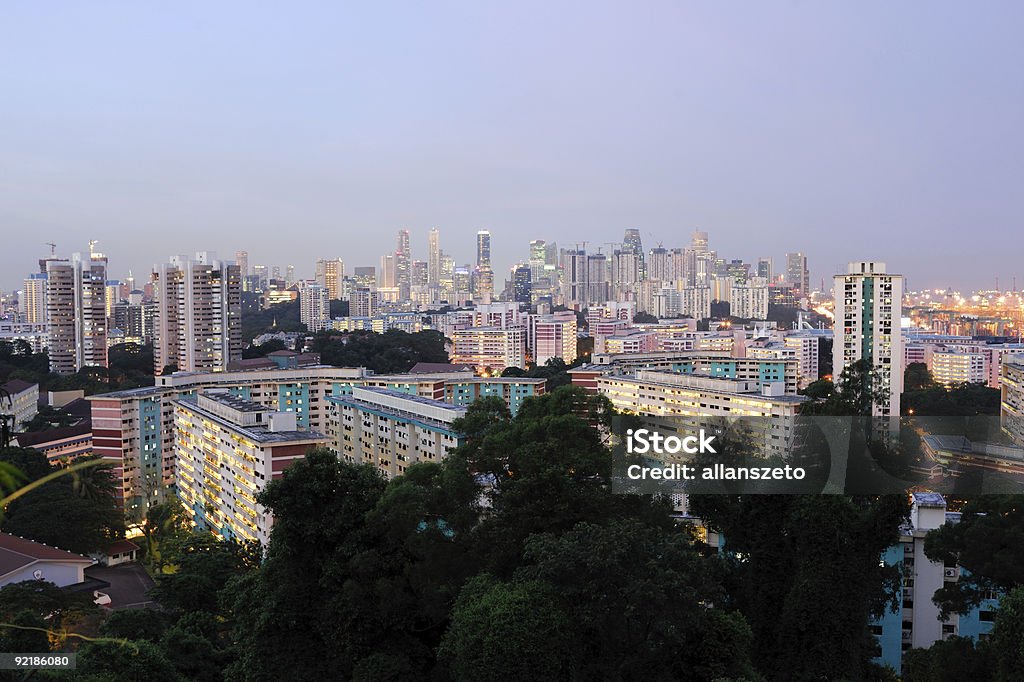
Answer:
3 2 1023 293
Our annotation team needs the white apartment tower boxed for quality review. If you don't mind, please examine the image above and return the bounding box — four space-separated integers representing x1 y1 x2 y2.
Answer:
833 261 904 418
21 273 48 324
153 253 242 374
300 283 330 333
46 247 109 374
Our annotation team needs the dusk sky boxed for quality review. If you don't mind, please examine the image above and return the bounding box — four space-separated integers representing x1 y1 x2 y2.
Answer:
3 2 1023 293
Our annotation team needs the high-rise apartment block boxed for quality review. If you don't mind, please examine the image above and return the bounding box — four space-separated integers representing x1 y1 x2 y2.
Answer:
46 247 109 374
529 311 578 366
833 261 904 418
174 391 329 544
153 253 241 374
21 273 47 324
300 283 330 333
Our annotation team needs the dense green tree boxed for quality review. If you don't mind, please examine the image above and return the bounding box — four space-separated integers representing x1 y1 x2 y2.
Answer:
227 449 390 681
310 329 449 373
0 451 123 554
73 640 183 682
902 382 1001 416
141 499 192 573
438 575 576 680
241 338 286 359
633 311 658 323
688 494 908 681
99 608 170 642
924 496 1024 616
151 532 261 613
901 636 993 682
904 362 935 391
991 586 1024 681
0 580 99 651
241 299 305 342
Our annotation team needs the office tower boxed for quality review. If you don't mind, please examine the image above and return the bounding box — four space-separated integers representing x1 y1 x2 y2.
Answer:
757 258 773 281
786 253 810 297
513 266 532 304
153 252 241 374
472 267 494 304
439 254 455 302
353 267 376 291
300 283 330 333
253 265 268 291
46 245 109 374
272 266 281 281
453 266 471 305
315 258 345 300
21 273 47 324
833 261 904 418
622 228 645 279
529 239 547 280
622 228 643 255
428 228 441 285
285 265 296 286
235 251 249 279
396 229 411 299
586 253 609 305
691 231 709 254
379 254 397 289
105 280 123 320
411 260 428 287
476 230 491 268
726 260 751 284
473 230 494 304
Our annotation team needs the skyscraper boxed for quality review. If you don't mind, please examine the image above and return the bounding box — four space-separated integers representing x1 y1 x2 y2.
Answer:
513 266 532 304
396 229 411 299
622 228 645 280
428 228 441 285
46 245 108 374
476 230 491 268
235 250 249 278
474 230 494 303
379 254 397 289
757 257 773 281
315 258 345 300
153 252 241 374
786 253 810 297
833 261 904 418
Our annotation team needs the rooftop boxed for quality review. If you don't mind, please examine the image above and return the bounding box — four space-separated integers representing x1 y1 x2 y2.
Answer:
0 533 93 580
1 378 36 394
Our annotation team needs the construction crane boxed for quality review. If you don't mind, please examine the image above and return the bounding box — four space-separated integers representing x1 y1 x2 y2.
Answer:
45 242 56 256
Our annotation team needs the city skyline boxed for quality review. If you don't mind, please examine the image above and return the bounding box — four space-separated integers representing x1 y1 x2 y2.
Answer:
4 3 1024 292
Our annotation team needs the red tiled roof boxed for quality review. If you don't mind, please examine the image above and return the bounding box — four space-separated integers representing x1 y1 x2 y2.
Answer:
0 533 93 579
104 539 139 555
